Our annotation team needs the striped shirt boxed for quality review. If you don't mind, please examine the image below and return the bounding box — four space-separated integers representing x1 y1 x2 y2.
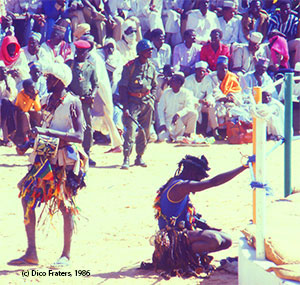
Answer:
268 13 299 41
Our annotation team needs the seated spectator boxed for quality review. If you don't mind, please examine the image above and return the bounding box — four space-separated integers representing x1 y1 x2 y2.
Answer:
200 29 230 71
184 61 221 139
0 15 14 44
14 78 42 144
40 24 74 63
231 31 267 77
28 61 48 100
0 61 17 146
267 0 300 68
185 0 219 45
173 29 201 76
162 0 184 47
239 0 269 43
157 72 198 142
106 1 142 43
218 1 240 45
134 0 164 36
82 0 109 45
73 23 91 41
240 57 278 99
262 91 284 139
7 0 44 47
40 0 72 42
150 29 171 99
23 32 50 71
203 55 242 128
266 33 289 74
0 35 29 91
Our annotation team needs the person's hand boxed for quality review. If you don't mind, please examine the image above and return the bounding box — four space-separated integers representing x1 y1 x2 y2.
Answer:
7 69 19 78
227 94 235 103
158 125 167 133
29 127 39 139
174 8 183 14
80 96 94 105
123 108 130 117
171 114 180 125
150 4 158 12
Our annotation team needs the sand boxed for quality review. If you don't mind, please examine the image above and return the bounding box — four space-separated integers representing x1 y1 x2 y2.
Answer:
1 139 300 284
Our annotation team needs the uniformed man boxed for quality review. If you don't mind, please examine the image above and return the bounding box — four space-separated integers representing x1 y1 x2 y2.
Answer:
119 39 157 169
66 40 100 166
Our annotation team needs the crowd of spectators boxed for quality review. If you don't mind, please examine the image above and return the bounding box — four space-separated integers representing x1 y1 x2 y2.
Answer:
0 0 300 162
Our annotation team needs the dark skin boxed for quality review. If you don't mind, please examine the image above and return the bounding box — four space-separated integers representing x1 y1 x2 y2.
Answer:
249 1 262 19
199 0 209 16
216 62 235 103
158 76 184 133
167 163 248 254
210 30 221 53
27 37 40 56
254 63 268 86
152 34 165 51
222 7 235 22
29 67 42 83
280 3 291 23
121 48 153 117
8 74 84 265
74 46 95 105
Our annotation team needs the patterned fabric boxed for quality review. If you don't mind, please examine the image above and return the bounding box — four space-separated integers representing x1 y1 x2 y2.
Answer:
268 13 299 41
18 152 86 225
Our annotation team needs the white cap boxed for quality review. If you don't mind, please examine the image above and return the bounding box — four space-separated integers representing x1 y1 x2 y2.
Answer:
223 1 236 8
195 61 208 69
295 62 300 72
249 32 263 44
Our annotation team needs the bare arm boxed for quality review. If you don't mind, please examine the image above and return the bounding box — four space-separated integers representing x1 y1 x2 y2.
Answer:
32 99 84 144
169 165 248 202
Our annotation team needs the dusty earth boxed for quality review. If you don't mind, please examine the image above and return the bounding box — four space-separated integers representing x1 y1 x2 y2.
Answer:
1 139 300 284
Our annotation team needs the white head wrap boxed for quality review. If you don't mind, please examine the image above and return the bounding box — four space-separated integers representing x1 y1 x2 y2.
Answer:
44 62 72 87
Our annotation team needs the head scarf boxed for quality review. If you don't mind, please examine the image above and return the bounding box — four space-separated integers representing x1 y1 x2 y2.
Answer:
0 36 21 66
43 62 72 87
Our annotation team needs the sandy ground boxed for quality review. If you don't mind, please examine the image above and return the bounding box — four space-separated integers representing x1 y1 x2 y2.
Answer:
1 139 300 284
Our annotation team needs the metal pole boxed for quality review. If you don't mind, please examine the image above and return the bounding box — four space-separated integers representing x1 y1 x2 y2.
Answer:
284 73 293 197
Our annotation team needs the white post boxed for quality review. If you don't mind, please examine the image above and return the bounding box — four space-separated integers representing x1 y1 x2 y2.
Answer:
255 116 266 259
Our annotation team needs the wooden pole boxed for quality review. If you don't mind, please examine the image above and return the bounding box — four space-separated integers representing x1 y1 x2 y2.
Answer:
252 87 262 224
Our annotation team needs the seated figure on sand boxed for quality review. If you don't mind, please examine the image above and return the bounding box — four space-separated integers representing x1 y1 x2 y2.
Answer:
144 154 248 278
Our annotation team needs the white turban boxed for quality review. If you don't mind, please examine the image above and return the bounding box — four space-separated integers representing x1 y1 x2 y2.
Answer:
44 62 72 87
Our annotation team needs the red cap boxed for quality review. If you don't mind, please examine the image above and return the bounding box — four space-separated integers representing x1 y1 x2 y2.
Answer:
74 40 91 49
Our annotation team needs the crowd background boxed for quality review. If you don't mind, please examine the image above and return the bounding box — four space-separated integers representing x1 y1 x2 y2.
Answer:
0 0 300 164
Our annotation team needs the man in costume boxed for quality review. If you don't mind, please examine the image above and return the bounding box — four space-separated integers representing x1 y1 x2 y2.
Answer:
7 61 87 267
151 154 248 277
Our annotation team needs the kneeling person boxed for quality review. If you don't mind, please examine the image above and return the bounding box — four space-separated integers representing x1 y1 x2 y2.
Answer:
152 155 248 275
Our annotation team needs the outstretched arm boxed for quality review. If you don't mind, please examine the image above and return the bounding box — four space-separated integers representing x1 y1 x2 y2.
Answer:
169 165 248 202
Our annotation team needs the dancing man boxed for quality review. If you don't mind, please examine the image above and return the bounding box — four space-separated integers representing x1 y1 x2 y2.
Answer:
8 62 88 268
